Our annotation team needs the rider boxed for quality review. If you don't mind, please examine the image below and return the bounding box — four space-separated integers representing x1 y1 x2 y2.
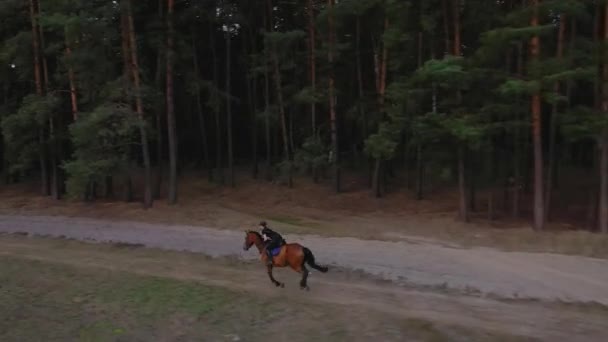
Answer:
259 221 285 266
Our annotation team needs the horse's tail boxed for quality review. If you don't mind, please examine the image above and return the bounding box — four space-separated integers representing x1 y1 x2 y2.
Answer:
303 247 328 273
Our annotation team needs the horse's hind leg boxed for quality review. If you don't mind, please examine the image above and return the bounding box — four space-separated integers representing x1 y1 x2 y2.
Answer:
299 265 310 291
267 266 284 288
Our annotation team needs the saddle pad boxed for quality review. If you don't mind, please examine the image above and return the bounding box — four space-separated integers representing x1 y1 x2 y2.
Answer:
271 247 282 256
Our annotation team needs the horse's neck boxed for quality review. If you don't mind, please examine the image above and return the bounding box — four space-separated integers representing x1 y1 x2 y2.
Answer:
253 237 265 253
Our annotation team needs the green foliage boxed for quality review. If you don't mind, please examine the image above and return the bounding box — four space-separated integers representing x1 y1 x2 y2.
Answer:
364 106 406 161
63 104 140 198
1 95 60 175
560 106 606 142
410 57 468 90
499 79 540 97
1 31 34 82
292 86 323 105
364 122 400 160
0 0 605 217
333 0 380 17
542 66 596 85
294 136 329 172
441 114 486 149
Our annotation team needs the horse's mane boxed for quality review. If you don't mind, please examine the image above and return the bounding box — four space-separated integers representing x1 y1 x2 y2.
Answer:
247 230 262 240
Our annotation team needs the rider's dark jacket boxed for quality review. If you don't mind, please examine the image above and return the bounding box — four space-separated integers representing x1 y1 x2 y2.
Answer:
262 227 285 247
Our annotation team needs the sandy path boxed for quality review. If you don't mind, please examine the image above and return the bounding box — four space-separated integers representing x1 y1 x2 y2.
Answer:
1 214 608 304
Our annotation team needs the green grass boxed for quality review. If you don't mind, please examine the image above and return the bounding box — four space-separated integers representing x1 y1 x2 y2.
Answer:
0 252 532 342
0 257 279 341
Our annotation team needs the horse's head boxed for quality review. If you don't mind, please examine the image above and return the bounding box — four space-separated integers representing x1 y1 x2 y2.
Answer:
243 230 261 251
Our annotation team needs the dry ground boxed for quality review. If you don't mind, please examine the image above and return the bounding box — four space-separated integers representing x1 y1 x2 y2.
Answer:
2 235 608 341
1 174 608 258
3 174 608 340
2 214 608 304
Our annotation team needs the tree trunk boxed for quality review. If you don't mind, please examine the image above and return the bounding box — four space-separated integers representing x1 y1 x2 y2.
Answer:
65 35 78 121
40 37 49 95
267 0 291 187
119 10 134 202
154 50 164 198
469 153 476 212
2 84 8 185
452 0 461 55
225 31 234 187
416 145 424 200
545 14 566 221
250 74 259 179
308 0 319 182
48 117 59 200
29 0 42 97
588 187 598 231
271 48 291 187
38 129 49 196
601 138 608 233
273 57 291 186
154 0 164 198
263 8 272 180
209 22 223 184
166 0 178 204
372 16 389 197
328 0 340 193
246 28 259 179
104 176 114 198
512 40 524 218
37 2 60 200
29 0 49 196
264 51 271 180
62 27 79 199
372 159 382 198
289 108 295 157
124 173 134 202
442 0 451 55
192 35 210 178
194 45 210 178
125 0 153 209
453 0 468 222
600 4 608 233
356 16 368 179
307 0 316 137
558 17 576 193
530 0 544 231
415 31 424 200
458 146 469 221
488 193 495 220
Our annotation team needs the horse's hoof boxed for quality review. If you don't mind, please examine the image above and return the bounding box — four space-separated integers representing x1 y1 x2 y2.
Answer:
300 286 310 291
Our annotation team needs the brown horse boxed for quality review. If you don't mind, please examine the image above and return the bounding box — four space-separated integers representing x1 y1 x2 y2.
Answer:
243 230 328 290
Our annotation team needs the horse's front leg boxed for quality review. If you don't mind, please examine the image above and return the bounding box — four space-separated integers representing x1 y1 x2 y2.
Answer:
267 265 284 288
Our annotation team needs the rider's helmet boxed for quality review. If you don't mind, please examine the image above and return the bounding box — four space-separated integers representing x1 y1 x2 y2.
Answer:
259 221 267 228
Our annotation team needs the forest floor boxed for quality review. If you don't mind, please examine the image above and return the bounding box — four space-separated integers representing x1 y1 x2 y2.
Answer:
1 234 608 341
0 173 607 258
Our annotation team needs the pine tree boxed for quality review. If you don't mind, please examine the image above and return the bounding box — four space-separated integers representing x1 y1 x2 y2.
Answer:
0 0 605 233
125 0 154 209
600 3 608 234
166 0 178 204
328 0 340 192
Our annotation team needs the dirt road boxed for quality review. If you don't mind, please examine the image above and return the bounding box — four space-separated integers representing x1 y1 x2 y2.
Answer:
1 214 608 305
